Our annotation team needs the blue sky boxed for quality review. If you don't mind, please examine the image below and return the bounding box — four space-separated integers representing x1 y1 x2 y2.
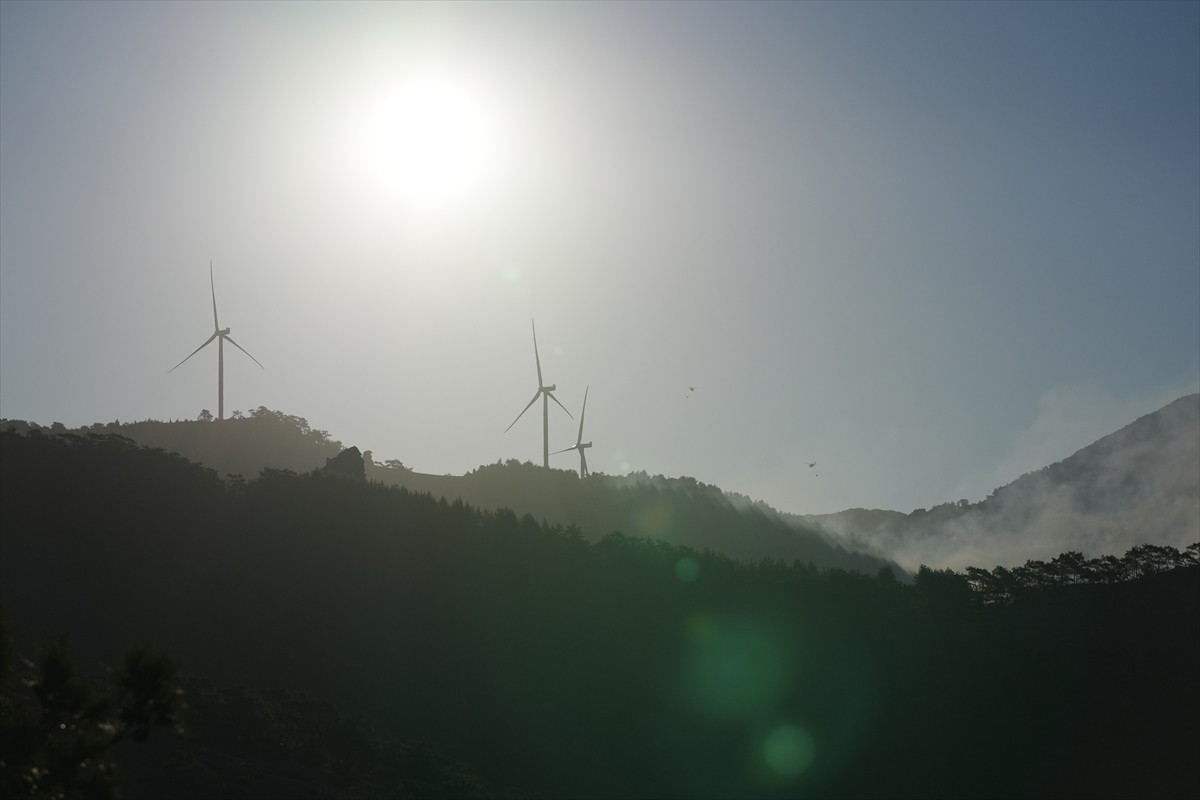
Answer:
2 1 1197 514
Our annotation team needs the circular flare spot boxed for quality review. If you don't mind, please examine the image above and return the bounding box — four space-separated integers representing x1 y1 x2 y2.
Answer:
675 556 700 582
680 617 793 721
764 724 816 776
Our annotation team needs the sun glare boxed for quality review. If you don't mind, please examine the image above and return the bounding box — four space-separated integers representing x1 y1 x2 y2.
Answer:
359 73 496 210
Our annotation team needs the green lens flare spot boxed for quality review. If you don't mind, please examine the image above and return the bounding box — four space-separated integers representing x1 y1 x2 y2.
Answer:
764 724 816 776
675 556 700 582
680 617 794 721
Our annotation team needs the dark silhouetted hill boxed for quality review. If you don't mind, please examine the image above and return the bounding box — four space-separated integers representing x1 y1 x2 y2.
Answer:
115 677 524 800
2 427 1197 798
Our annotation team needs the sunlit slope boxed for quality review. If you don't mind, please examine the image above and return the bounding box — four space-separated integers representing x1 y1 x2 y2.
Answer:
803 393 1200 571
387 461 897 575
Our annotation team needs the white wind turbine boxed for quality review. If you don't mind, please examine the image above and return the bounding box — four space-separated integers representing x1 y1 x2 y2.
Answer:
505 319 572 468
553 385 593 478
168 261 263 420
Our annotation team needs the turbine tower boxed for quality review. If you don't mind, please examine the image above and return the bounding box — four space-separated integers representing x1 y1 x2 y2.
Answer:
553 385 593 477
505 319 572 467
168 261 263 420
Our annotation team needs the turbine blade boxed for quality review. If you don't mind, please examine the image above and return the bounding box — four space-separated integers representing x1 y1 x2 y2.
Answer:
168 333 217 372
531 319 543 387
580 450 588 476
551 445 576 455
576 385 589 444
210 260 219 330
547 390 573 419
224 335 264 369
505 390 541 433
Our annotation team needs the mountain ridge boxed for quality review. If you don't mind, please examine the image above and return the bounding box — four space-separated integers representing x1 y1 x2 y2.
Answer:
0 410 900 577
803 393 1200 570
5 393 1195 573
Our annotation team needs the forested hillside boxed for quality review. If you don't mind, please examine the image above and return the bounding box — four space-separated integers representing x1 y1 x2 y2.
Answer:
1 410 896 576
2 428 1197 799
0 408 346 479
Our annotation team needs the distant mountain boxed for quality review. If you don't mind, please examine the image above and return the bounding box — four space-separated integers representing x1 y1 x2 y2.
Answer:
803 394 1200 571
0 408 900 577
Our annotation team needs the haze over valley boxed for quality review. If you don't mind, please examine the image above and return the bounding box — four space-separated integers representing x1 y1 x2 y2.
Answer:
804 393 1200 571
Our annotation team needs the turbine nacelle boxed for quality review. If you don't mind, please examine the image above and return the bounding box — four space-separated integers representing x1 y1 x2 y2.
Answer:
219 327 231 335
543 383 556 392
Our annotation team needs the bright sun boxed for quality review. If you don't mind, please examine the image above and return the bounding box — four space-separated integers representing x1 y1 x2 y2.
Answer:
359 74 496 209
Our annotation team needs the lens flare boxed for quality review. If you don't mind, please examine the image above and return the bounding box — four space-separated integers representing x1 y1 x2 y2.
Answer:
763 724 816 776
679 614 794 722
675 556 700 582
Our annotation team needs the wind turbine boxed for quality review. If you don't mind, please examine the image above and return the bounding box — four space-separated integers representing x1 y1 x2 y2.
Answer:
553 385 592 477
505 319 572 468
168 261 263 420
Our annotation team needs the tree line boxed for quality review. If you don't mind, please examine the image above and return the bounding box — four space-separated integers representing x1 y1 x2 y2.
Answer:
961 543 1199 605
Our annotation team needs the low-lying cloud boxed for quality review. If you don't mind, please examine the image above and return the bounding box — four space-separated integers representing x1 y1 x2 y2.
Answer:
812 392 1200 572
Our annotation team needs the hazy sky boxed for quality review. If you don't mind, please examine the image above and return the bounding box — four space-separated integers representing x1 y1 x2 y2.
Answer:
2 1 1197 515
